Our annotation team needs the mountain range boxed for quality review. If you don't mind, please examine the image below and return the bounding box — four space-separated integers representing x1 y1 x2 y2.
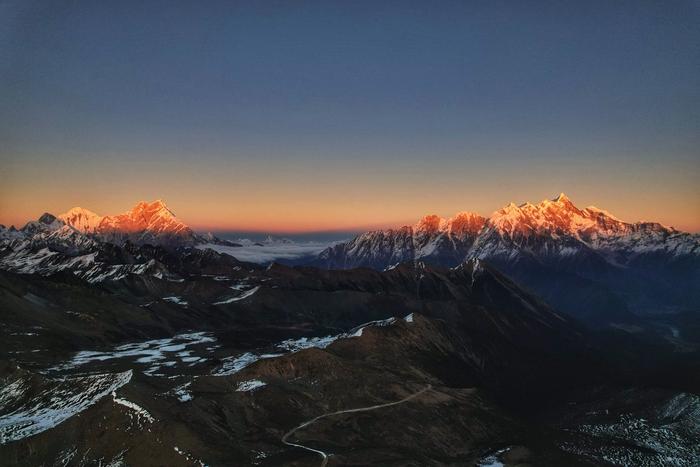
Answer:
0 200 242 283
1 199 243 248
315 193 697 270
2 194 698 326
2 194 698 327
312 193 700 326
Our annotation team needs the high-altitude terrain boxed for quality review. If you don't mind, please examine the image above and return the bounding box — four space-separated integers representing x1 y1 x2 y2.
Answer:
313 194 700 327
1 197 699 466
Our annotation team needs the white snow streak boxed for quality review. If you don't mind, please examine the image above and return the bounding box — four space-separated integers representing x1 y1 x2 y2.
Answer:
236 380 267 392
213 286 260 305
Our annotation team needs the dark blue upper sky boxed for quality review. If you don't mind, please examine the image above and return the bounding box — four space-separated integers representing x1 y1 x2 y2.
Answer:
1 0 698 231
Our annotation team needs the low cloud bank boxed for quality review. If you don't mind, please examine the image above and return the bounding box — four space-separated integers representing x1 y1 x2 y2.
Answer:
198 241 339 264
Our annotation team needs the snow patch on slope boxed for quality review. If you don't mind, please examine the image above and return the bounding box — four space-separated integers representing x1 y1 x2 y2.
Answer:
112 391 155 426
0 370 132 444
236 380 267 392
213 286 260 305
49 332 215 373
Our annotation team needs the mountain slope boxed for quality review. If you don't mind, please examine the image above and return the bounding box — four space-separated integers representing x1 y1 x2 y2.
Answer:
0 257 600 466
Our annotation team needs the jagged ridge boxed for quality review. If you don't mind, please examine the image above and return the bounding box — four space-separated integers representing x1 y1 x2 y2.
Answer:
312 194 700 321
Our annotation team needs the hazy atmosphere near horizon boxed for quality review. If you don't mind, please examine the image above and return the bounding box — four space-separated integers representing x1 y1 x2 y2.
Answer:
2 3 700 467
1 0 699 232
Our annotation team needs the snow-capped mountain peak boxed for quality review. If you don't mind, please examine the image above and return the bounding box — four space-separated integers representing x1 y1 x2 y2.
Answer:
132 199 172 217
487 202 531 237
553 192 571 203
125 200 183 231
414 214 445 234
56 200 190 242
445 212 486 235
94 200 194 245
486 193 626 240
411 212 486 236
26 200 197 248
58 207 104 233
21 213 66 235
38 213 61 226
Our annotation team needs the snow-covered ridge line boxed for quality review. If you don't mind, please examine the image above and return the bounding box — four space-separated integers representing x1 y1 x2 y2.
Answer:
112 391 155 424
214 314 412 376
316 193 699 271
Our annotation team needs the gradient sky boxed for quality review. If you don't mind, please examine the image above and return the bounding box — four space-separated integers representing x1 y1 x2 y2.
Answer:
1 0 699 233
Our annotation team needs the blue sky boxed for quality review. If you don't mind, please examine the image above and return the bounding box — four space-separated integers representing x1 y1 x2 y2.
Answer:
1 0 698 231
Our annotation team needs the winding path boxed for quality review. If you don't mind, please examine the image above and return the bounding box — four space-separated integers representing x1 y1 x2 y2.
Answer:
281 385 432 467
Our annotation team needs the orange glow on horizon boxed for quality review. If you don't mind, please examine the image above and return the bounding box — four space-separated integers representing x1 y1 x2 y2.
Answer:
2 194 699 234
3 148 699 234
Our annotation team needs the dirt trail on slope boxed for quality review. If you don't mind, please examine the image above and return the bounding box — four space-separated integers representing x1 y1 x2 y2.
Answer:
281 385 433 466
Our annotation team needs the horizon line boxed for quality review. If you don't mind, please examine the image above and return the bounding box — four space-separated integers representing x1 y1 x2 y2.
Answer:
3 206 699 235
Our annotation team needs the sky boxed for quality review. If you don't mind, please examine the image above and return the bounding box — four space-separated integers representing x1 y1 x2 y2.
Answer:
1 0 698 233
